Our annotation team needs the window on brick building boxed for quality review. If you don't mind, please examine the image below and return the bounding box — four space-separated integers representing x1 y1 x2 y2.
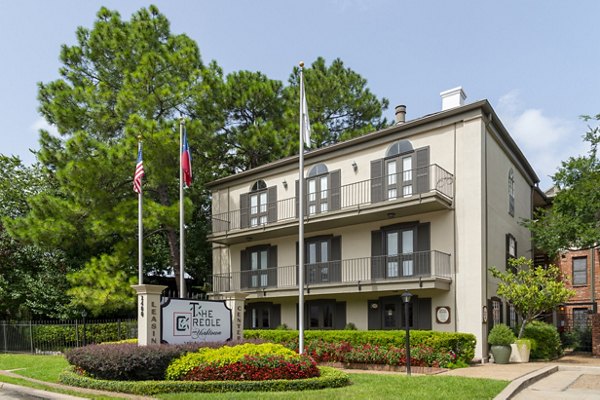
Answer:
572 257 587 286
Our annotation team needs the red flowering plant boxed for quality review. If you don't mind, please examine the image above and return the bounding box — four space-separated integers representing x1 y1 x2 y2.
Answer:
182 354 319 381
166 343 320 382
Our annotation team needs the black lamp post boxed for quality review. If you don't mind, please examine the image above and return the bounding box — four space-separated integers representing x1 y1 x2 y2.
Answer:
401 291 413 376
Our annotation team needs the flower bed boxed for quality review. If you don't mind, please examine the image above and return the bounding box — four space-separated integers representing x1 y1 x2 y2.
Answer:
166 343 320 381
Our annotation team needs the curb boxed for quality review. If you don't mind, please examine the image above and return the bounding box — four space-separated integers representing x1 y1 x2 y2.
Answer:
494 365 558 400
0 381 87 400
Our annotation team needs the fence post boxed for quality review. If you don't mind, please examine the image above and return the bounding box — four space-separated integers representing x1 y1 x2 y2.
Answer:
2 321 6 353
29 320 34 354
75 319 79 347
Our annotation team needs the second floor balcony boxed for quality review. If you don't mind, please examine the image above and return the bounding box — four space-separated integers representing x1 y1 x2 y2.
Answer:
210 250 452 297
210 164 453 244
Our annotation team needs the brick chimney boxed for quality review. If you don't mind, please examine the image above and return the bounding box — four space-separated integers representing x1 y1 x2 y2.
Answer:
440 87 467 111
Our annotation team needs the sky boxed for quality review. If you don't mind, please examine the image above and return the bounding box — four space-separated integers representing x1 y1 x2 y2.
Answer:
1 1 599 190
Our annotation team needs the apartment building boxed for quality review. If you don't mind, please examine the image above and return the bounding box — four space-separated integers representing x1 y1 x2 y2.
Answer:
206 87 539 360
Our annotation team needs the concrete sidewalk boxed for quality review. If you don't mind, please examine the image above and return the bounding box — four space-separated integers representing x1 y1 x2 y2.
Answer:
442 353 600 399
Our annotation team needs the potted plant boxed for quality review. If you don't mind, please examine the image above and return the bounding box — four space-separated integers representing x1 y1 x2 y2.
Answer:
488 323 515 364
510 338 533 363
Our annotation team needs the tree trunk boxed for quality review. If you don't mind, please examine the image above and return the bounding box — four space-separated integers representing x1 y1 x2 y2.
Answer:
157 185 186 297
165 226 185 296
518 318 528 339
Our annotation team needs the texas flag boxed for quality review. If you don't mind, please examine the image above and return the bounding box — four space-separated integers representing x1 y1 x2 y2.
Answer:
181 128 192 188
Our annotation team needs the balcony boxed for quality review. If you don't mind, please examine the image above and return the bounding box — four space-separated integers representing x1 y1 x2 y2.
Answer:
209 250 452 298
210 164 453 244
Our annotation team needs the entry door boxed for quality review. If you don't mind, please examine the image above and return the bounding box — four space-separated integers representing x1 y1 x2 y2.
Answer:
250 249 268 288
385 228 415 278
307 239 330 283
385 155 414 200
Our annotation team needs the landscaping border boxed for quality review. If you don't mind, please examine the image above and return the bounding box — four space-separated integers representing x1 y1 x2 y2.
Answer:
58 366 350 395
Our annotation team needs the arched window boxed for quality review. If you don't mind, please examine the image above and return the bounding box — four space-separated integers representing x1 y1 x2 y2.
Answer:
306 164 330 215
385 140 413 158
508 169 515 216
383 140 416 200
251 179 267 192
308 163 328 177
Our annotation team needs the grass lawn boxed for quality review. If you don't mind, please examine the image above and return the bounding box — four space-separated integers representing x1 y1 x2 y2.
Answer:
0 354 508 400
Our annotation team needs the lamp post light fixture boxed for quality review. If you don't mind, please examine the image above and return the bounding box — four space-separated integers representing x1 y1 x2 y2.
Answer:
401 290 413 376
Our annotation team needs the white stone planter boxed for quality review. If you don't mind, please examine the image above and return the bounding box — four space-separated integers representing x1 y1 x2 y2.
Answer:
509 342 531 363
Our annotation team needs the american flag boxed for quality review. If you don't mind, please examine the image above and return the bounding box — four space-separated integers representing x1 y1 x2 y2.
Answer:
133 146 144 193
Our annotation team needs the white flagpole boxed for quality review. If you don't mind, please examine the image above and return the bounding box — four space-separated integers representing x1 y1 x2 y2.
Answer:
179 118 186 298
298 62 306 354
138 137 143 285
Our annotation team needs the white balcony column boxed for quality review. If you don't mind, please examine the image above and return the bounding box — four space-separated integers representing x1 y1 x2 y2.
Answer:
221 291 249 341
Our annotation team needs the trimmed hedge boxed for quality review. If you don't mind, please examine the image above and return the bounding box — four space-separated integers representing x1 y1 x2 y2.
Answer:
32 321 136 351
65 341 263 381
244 330 476 364
58 366 350 394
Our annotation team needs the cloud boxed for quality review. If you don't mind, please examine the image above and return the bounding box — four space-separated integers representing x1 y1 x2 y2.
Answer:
496 91 588 190
30 117 59 136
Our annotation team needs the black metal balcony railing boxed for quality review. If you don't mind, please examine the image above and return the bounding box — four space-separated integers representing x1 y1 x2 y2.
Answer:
210 250 451 293
211 164 453 234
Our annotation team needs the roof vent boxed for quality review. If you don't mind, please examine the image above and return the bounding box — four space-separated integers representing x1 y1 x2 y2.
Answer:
440 87 467 111
394 105 406 125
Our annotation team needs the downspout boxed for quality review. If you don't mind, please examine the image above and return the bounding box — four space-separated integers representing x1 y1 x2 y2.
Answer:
592 246 596 313
453 122 458 334
483 114 490 363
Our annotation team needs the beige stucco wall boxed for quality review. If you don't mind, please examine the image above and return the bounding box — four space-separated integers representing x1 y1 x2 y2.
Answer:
209 105 537 362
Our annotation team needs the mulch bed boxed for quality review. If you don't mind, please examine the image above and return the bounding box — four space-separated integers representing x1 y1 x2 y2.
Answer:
319 362 446 375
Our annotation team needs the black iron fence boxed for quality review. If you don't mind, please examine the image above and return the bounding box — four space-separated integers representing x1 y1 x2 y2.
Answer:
0 319 137 354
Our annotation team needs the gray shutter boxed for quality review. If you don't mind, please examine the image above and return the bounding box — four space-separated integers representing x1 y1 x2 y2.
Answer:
331 236 341 283
371 230 384 279
240 193 249 229
415 298 432 330
295 180 307 218
416 147 430 193
330 170 341 211
271 304 281 329
267 186 277 223
416 222 431 276
335 301 346 329
241 249 249 289
268 245 277 287
244 305 252 329
368 300 382 330
371 159 384 203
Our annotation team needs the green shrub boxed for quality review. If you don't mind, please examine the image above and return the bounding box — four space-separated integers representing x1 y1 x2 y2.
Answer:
32 321 136 351
344 323 357 330
65 341 261 381
59 366 350 394
244 330 476 364
166 343 299 381
487 324 515 346
523 321 562 360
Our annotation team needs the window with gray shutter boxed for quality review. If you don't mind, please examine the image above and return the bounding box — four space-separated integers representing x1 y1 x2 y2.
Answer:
240 181 276 228
296 168 340 216
416 147 430 193
241 245 277 289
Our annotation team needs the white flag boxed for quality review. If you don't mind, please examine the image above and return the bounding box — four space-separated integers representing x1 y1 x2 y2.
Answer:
300 71 311 148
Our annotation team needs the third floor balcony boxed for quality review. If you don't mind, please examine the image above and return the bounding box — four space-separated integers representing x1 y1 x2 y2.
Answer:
210 164 453 244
